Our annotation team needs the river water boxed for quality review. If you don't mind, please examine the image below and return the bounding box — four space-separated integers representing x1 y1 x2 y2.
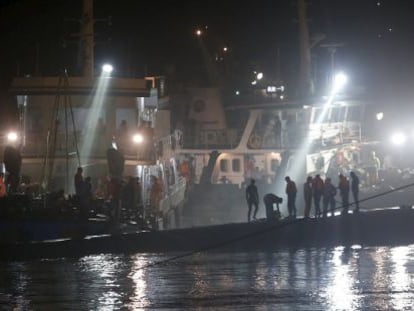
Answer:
1 245 414 310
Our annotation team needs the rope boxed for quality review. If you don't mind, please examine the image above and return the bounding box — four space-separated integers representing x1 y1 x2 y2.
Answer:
136 180 414 271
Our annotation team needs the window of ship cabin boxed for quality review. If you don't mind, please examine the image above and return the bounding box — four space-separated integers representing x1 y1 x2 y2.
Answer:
232 159 241 172
220 159 228 172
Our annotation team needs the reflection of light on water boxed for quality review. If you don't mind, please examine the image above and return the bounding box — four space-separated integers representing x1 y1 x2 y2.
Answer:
253 262 267 290
391 246 410 310
189 262 210 297
128 255 149 309
79 255 122 310
326 246 359 310
9 262 31 310
371 247 386 290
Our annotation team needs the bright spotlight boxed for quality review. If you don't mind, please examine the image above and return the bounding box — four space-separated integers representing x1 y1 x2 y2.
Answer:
102 64 113 74
7 131 18 142
132 133 144 144
256 72 263 80
376 112 384 121
332 72 348 93
196 29 202 36
223 47 228 52
391 132 406 146
251 80 257 85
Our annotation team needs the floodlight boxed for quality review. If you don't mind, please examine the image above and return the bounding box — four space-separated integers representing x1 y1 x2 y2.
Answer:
376 112 384 121
332 72 347 94
132 133 144 144
102 64 113 74
7 132 18 142
391 132 406 146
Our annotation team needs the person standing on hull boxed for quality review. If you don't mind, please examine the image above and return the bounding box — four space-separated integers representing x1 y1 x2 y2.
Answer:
312 174 324 218
74 167 84 196
323 178 337 216
245 179 259 222
285 176 297 218
0 173 6 197
367 151 381 187
338 174 350 215
303 176 313 218
263 193 283 221
350 171 360 212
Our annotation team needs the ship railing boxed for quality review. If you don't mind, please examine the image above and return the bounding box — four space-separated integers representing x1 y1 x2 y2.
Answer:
245 122 362 151
180 129 244 149
21 132 157 160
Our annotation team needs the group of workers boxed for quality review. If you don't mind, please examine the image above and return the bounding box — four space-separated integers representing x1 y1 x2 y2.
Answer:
301 172 360 218
245 171 360 222
73 167 164 222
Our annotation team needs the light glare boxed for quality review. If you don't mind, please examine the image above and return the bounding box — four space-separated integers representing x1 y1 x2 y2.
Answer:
376 112 384 121
133 133 144 144
102 64 113 74
332 72 348 93
391 132 406 146
7 132 18 142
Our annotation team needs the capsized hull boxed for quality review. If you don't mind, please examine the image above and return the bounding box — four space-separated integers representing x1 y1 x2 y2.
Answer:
2 207 414 260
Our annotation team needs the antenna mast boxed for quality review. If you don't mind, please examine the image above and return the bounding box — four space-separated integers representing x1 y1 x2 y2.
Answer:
297 0 312 98
82 0 94 77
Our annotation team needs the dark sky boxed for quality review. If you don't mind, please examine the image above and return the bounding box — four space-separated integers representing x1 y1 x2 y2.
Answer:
1 0 414 127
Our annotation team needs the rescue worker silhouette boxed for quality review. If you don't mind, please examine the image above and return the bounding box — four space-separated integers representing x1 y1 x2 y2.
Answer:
312 174 324 218
263 193 282 221
74 167 84 196
303 176 313 218
338 174 350 215
245 179 259 222
0 173 6 197
350 171 360 212
285 176 297 218
367 151 380 186
323 177 337 216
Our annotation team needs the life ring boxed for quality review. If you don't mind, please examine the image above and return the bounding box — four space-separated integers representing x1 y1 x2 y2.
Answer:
248 133 262 149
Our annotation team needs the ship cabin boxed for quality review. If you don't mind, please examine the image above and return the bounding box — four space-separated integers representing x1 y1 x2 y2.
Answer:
175 91 366 187
6 75 184 219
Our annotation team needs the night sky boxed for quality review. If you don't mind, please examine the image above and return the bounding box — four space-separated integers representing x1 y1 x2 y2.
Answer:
1 0 414 129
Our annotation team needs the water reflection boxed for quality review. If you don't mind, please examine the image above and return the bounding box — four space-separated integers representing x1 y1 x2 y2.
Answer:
1 246 414 309
128 254 149 309
78 254 125 310
326 246 360 310
391 246 410 310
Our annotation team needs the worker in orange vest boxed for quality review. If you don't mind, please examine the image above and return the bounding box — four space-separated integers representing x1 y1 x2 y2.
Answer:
0 173 6 197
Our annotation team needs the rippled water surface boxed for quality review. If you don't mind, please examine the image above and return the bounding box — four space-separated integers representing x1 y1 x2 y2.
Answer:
1 245 414 310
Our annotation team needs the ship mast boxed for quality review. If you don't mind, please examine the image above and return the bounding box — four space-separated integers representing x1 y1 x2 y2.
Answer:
297 0 312 98
82 0 94 78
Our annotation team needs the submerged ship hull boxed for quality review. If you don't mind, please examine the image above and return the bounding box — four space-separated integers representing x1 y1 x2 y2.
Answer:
2 207 414 260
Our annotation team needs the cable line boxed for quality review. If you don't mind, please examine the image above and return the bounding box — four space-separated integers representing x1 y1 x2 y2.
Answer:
137 180 414 271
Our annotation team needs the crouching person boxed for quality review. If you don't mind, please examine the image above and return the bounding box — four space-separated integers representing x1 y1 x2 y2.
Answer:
263 193 283 221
